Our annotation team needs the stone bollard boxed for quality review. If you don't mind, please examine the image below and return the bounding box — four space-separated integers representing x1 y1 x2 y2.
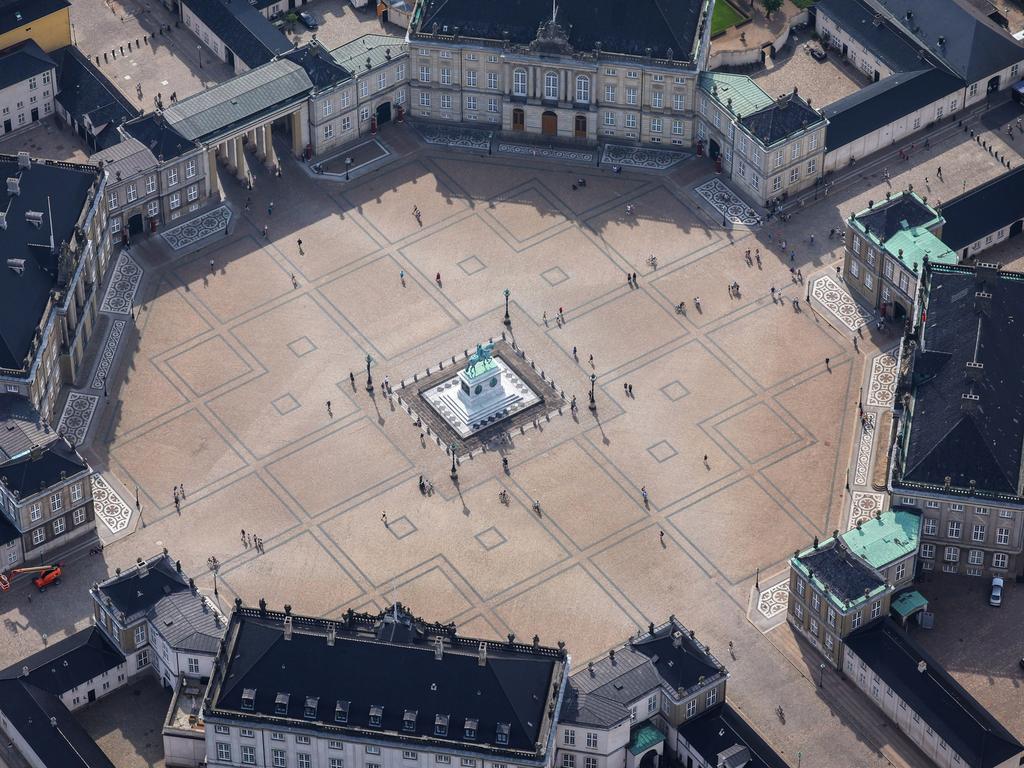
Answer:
426 367 430 375
465 349 469 357
426 426 431 435
451 356 456 364
501 331 506 340
414 373 418 381
439 360 443 369
530 360 535 369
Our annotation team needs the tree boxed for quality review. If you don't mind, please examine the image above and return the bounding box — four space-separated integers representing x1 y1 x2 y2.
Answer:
761 0 783 19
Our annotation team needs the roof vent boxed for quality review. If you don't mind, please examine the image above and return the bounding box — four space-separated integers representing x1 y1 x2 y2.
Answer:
137 561 149 578
434 636 444 660
7 258 24 274
17 152 30 169
672 630 683 648
25 210 43 228
21 665 29 678
7 177 20 195
917 660 927 673
284 615 293 640
478 641 487 667
50 717 57 727
937 36 945 46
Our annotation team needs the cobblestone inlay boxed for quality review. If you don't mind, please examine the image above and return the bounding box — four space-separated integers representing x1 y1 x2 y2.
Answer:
495 143 596 163
757 581 790 619
91 473 133 534
99 252 143 314
160 205 232 251
853 412 876 487
809 274 871 332
90 319 127 391
57 392 99 446
866 346 899 408
847 491 886 531
418 124 493 150
602 143 688 169
694 178 761 225
388 516 417 540
475 526 507 551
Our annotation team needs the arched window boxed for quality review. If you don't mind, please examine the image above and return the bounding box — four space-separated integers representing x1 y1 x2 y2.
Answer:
575 75 590 104
512 68 527 97
544 71 559 100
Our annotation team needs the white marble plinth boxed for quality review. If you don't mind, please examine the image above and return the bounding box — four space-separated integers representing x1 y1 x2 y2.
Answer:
423 357 540 437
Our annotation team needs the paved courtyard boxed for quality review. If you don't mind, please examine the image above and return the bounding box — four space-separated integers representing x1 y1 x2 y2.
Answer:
4 114 1024 766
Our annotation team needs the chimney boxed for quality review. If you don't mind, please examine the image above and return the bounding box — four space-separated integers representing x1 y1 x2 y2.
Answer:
917 660 927 673
283 615 293 640
965 361 984 383
608 648 615 662
327 624 336 646
0 212 6 230
975 290 992 316
672 630 683 648
478 641 487 667
434 636 444 660
7 177 20 195
961 393 980 414
17 151 30 169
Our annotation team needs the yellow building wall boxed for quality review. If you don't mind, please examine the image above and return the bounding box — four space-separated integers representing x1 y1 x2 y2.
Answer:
0 7 72 53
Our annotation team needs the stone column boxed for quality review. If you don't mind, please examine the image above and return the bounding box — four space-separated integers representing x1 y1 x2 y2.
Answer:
226 138 236 170
234 136 249 182
207 146 221 199
290 110 306 156
263 123 278 170
255 125 265 160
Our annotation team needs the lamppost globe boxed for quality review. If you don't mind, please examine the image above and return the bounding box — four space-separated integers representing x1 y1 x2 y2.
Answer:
450 442 458 478
503 288 511 326
365 353 374 391
588 373 597 410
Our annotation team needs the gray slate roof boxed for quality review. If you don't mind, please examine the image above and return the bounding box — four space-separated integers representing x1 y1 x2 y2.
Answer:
180 0 293 69
817 0 931 74
161 59 312 142
92 135 159 181
0 39 55 92
870 0 1024 83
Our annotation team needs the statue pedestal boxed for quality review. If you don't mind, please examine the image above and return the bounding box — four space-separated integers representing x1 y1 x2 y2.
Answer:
423 356 540 437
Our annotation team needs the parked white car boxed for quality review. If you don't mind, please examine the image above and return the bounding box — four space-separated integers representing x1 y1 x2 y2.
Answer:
989 577 1004 607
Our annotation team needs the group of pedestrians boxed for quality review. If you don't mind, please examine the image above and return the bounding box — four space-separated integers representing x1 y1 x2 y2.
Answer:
240 529 265 553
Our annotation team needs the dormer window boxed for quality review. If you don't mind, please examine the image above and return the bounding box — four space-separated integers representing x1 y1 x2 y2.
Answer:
403 710 418 732
335 700 350 724
435 714 449 736
304 697 319 719
275 693 290 715
464 718 478 740
369 705 383 727
241 688 256 711
495 723 510 745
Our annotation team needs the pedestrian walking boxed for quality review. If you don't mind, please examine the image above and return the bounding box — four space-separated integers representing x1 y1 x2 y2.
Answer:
262 225 268 238
209 259 215 273
297 238 303 254
326 400 332 417
400 269 405 286
825 357 831 370
588 353 594 367
381 511 389 528
570 395 577 411
543 311 548 325
628 383 633 396
349 371 355 386
572 345 577 360
631 272 637 285
244 197 251 211
268 202 274 216
641 486 648 504
755 252 761 267
624 382 629 393
246 533 252 548
241 528 246 543
703 454 709 468
435 271 442 286
659 530 665 545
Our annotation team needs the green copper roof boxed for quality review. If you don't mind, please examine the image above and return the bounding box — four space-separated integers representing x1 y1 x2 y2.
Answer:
628 724 665 755
891 590 928 618
840 509 921 569
330 34 406 74
698 72 772 118
883 227 957 274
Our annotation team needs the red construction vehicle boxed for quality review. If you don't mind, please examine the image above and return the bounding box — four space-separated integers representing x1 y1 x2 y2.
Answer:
0 564 63 592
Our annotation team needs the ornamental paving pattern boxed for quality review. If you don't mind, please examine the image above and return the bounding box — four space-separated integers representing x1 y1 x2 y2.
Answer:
99 251 144 314
0 129 931 767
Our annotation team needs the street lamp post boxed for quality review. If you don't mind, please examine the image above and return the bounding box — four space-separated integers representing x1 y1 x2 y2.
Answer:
365 353 374 392
345 157 353 180
588 373 597 411
207 555 220 596
503 288 511 327
450 443 458 479
818 662 826 687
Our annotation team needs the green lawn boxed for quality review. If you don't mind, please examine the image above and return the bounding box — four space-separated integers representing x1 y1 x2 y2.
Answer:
711 1 745 35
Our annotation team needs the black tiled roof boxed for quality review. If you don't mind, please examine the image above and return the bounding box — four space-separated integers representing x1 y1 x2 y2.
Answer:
122 113 196 162
0 0 69 37
208 605 564 756
739 92 822 147
51 46 139 131
413 0 706 60
796 541 885 603
873 0 1024 83
846 618 1022 768
96 552 190 618
0 39 55 91
939 167 1024 251
817 0 930 73
181 0 293 69
824 69 963 151
901 264 1024 495
0 626 125 694
284 41 351 90
0 436 88 497
0 155 99 371
0 679 115 768
853 192 938 241
676 703 789 768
